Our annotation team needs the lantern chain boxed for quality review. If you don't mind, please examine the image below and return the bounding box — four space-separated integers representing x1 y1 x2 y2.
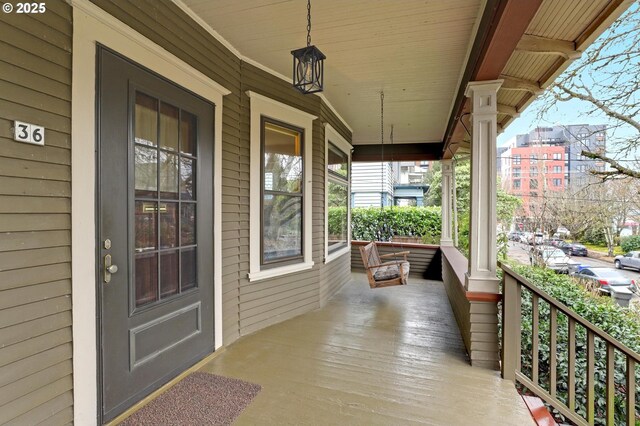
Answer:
380 91 384 211
307 0 312 46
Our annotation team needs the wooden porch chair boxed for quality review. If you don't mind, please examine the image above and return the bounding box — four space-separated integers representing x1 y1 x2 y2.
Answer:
359 242 410 289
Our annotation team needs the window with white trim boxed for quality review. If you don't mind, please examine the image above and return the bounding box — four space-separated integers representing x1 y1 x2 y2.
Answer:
325 124 351 263
247 91 315 281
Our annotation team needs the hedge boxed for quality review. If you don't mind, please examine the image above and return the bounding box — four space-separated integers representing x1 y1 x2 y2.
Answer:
621 235 640 253
350 206 441 242
509 264 640 425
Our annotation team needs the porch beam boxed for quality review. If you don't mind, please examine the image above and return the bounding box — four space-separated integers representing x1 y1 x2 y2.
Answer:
497 103 519 118
516 34 581 60
464 80 502 294
442 0 543 158
351 143 442 162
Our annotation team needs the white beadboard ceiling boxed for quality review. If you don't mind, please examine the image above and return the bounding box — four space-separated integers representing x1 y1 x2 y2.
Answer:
182 0 484 145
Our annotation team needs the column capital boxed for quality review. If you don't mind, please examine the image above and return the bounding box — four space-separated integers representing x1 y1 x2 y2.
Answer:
464 79 504 97
441 159 453 175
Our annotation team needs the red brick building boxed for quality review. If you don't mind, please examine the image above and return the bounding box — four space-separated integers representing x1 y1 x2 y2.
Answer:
500 145 566 217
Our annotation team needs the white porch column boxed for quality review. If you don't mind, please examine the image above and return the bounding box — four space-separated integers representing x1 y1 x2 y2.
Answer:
440 159 454 247
464 80 503 293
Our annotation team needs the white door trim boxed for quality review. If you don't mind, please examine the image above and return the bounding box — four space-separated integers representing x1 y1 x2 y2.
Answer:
71 1 228 423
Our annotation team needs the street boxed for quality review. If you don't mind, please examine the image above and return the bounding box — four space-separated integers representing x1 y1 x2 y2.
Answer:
507 241 640 306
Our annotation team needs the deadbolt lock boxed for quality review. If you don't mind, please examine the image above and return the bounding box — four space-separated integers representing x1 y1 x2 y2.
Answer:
104 254 119 283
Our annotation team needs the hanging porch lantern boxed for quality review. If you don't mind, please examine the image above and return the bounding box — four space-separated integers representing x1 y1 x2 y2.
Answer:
291 0 325 94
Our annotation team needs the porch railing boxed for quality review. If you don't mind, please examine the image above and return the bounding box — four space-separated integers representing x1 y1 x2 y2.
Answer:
501 264 639 426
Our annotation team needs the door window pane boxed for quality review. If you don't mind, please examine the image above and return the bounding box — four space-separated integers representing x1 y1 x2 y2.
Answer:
135 93 158 146
160 102 179 151
327 181 348 251
135 252 158 307
160 202 179 249
263 194 302 262
135 201 157 252
160 250 179 298
181 203 196 245
160 152 179 199
180 111 197 156
181 248 197 291
263 122 302 193
180 157 196 200
135 146 157 198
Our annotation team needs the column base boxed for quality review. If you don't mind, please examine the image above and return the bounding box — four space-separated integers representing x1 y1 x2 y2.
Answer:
465 273 500 293
440 238 454 247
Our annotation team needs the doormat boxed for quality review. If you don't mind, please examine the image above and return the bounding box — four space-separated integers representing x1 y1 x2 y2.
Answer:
120 372 262 426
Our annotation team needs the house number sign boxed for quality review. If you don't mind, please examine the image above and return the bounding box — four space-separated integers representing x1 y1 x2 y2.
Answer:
13 121 45 146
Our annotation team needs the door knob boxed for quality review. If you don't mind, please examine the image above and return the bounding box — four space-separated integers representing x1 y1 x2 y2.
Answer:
104 254 119 283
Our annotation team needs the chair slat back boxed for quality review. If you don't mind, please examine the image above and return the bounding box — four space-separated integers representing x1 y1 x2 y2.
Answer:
360 242 380 269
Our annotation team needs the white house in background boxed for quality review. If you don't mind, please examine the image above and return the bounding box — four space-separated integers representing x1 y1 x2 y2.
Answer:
351 162 394 207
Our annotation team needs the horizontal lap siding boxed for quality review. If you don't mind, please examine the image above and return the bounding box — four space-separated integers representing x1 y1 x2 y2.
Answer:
0 3 73 424
237 63 322 337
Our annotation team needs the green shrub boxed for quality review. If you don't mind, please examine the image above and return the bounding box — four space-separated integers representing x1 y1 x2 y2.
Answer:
509 265 640 425
621 235 640 253
351 206 441 242
582 227 607 246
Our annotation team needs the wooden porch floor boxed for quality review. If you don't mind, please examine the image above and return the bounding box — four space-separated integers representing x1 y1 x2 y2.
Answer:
199 273 534 425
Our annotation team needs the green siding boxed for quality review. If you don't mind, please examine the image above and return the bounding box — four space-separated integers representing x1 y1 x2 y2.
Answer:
0 2 73 423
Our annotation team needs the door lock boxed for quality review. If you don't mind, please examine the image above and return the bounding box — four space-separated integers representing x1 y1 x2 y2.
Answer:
104 254 119 283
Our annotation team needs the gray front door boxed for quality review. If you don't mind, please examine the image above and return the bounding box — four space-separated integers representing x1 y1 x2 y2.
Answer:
97 47 215 421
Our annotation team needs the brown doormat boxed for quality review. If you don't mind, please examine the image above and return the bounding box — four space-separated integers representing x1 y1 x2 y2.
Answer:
120 372 261 426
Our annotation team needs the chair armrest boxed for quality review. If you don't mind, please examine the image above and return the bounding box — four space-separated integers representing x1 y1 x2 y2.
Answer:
379 251 410 258
364 260 405 269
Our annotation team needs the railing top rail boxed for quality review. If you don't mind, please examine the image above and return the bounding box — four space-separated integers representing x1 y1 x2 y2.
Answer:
501 263 640 363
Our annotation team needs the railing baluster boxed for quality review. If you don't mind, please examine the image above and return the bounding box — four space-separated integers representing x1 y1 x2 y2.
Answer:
606 343 615 425
627 357 636 426
501 274 521 381
550 306 557 399
532 293 539 385
568 318 576 412
587 330 595 424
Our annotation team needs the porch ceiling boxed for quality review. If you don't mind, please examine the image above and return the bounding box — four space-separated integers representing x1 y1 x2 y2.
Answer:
178 0 634 158
180 0 484 146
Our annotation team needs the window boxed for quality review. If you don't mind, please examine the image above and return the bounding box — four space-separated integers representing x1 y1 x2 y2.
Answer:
262 119 304 265
530 167 538 176
513 155 521 165
553 166 562 173
248 91 315 281
543 153 548 160
530 179 538 189
513 179 521 189
513 167 521 177
325 124 351 262
530 154 537 163
553 178 562 187
553 153 562 160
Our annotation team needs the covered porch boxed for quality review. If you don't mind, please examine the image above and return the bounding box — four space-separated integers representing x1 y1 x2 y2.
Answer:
197 272 533 424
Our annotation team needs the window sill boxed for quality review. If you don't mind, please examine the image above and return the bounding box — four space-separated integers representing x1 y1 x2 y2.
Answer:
325 245 350 264
247 261 315 282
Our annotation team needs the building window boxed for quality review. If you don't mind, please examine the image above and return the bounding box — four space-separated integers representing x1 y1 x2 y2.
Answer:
513 155 521 165
530 167 538 176
513 179 521 189
261 119 304 265
543 153 548 160
530 179 538 189
247 91 315 281
553 178 562 187
513 167 521 177
553 165 562 173
325 124 351 262
530 154 537 163
553 153 562 160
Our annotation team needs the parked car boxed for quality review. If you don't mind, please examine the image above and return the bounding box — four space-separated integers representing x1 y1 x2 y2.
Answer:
527 232 545 245
530 246 579 274
557 242 588 256
614 251 640 271
573 266 636 295
543 237 563 247
508 231 523 242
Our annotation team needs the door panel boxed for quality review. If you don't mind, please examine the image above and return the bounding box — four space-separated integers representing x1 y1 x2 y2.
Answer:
98 47 214 421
